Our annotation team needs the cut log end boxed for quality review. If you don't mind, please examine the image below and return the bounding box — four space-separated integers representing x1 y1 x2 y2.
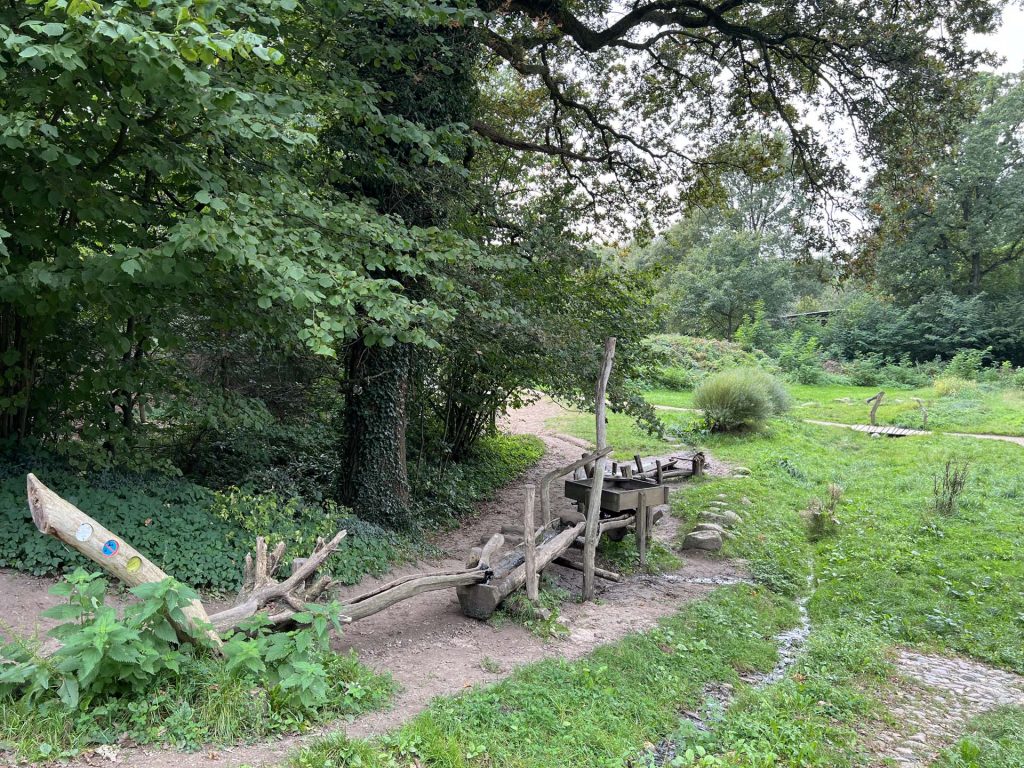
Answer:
26 473 52 534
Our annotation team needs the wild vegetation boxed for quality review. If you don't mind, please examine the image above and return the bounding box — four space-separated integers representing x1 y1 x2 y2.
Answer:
2 0 1023 765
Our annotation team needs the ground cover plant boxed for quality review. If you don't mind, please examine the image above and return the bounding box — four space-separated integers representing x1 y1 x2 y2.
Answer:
0 435 541 590
0 571 394 761
289 587 798 768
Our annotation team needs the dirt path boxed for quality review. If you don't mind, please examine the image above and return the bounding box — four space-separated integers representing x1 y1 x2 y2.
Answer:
26 397 744 768
866 650 1024 766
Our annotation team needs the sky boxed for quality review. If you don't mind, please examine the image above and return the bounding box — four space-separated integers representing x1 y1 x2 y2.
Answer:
972 4 1024 72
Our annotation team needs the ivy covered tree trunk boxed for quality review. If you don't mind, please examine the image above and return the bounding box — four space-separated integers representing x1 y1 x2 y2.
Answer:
339 341 412 526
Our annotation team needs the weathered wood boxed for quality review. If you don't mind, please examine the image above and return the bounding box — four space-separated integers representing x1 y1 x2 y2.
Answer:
634 454 645 474
523 484 538 603
553 556 622 582
207 531 347 633
467 533 505 570
538 446 612 525
342 570 487 622
27 473 220 645
867 390 885 426
583 336 616 602
655 459 664 484
636 492 649 568
458 520 587 619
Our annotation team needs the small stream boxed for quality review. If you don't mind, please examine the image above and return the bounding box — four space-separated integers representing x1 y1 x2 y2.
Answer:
639 573 815 767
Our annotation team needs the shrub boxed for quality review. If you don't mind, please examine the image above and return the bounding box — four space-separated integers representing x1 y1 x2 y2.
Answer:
934 377 979 398
775 331 825 384
931 458 970 517
694 368 791 431
644 335 778 390
946 347 992 381
0 571 393 759
806 484 843 541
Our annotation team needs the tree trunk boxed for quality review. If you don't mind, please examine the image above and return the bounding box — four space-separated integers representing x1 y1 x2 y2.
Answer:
339 340 412 526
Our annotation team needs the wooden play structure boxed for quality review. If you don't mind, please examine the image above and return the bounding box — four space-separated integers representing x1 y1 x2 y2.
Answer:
23 337 684 639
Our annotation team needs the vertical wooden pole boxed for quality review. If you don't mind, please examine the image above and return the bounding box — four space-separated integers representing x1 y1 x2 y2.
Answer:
583 337 616 602
524 484 538 603
636 490 648 568
868 391 885 426
655 459 664 485
623 465 633 480
634 454 645 475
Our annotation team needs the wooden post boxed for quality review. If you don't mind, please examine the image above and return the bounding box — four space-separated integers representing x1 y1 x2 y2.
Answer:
634 454 645 474
636 490 648 568
583 337 616 602
867 391 885 426
623 465 633 479
524 484 538 603
655 459 664 485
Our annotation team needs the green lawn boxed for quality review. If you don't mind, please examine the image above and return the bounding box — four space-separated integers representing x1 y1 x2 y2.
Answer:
286 416 1024 768
644 382 1024 437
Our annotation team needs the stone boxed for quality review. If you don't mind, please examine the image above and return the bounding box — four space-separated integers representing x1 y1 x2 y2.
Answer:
741 497 752 506
708 500 728 508
682 529 723 551
699 510 742 528
733 466 751 476
694 522 734 540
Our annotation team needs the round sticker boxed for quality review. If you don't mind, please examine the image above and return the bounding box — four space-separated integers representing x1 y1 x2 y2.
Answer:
126 556 142 573
75 523 93 542
101 539 119 557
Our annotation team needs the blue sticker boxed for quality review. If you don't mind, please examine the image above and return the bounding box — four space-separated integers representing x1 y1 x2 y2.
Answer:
102 539 119 557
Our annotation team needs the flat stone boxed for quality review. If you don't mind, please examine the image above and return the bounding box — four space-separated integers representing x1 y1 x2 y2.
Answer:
682 529 723 551
733 466 752 476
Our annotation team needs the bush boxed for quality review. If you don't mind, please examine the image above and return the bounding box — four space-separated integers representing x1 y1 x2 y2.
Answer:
934 377 979 398
841 353 935 388
694 368 791 431
946 347 992 381
775 331 824 385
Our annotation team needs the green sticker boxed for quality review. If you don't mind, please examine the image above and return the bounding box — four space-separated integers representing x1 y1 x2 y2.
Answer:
126 556 142 573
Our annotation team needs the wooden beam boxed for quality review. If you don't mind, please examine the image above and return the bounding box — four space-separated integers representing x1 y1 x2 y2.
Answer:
27 473 221 645
524 484 538 603
583 337 616 602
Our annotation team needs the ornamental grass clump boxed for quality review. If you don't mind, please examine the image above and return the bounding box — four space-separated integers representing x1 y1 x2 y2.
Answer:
694 368 791 432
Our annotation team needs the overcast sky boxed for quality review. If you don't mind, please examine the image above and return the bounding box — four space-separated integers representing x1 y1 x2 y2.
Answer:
972 5 1024 72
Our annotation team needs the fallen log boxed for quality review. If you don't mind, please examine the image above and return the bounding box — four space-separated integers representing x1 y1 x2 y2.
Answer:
341 570 487 622
27 473 350 639
27 473 221 645
458 520 586 619
552 556 621 582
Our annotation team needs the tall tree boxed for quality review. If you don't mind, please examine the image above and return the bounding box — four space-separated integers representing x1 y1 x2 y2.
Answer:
868 74 1024 299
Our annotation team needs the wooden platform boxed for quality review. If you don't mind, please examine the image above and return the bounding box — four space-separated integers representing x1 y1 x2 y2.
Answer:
848 424 929 437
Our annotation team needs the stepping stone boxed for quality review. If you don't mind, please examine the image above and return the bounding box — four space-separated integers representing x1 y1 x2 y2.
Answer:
682 530 723 551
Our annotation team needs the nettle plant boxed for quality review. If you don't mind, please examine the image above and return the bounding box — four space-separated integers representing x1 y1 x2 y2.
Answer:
0 569 350 720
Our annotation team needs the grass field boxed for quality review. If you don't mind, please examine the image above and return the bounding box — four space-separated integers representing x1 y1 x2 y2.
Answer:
644 382 1024 437
286 413 1024 767
542 412 1024 766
